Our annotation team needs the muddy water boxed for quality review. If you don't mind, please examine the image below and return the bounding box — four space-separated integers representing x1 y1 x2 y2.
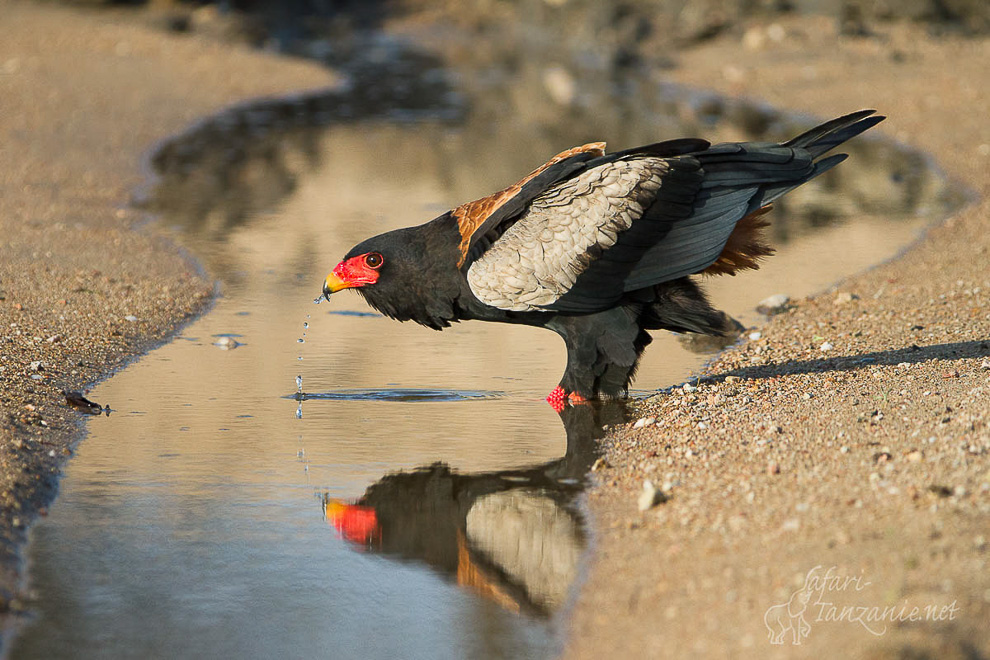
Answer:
10 74 957 658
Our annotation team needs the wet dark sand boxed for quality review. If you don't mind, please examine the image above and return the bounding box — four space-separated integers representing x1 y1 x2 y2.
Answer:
0 3 987 657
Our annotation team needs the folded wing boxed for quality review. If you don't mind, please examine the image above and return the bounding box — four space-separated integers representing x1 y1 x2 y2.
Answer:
463 110 883 313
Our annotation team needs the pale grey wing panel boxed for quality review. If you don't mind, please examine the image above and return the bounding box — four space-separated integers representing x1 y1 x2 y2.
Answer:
465 159 668 312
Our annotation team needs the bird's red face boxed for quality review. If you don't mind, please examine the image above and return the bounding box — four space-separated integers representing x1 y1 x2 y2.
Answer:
322 252 384 300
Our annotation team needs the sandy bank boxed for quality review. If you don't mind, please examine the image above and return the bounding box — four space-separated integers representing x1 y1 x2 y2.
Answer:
567 17 989 659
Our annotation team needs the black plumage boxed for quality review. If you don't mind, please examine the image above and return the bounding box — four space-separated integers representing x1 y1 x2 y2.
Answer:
323 110 884 406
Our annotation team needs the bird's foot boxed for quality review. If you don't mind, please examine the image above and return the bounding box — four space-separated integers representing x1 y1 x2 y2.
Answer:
546 386 590 412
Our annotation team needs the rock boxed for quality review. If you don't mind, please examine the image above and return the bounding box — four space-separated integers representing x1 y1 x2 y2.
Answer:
834 291 860 305
543 66 576 106
756 294 790 315
633 417 656 429
820 341 834 352
213 336 239 350
638 480 667 511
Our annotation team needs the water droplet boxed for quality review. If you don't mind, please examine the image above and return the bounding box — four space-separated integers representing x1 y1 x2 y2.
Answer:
303 322 309 329
297 356 303 361
295 402 302 419
313 295 325 305
297 338 304 343
296 375 303 392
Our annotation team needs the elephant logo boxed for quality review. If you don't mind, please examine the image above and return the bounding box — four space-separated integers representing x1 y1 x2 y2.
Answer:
764 585 814 645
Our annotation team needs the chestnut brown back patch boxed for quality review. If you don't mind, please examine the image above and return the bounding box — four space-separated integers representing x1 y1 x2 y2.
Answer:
453 142 606 266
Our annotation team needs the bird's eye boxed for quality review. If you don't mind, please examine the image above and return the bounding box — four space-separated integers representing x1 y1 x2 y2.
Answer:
364 252 384 269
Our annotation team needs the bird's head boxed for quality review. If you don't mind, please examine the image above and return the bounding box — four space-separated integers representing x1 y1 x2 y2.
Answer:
322 249 385 300
320 222 460 329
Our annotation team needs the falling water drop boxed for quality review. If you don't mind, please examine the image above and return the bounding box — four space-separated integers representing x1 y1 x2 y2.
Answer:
303 322 309 329
296 375 303 393
295 402 303 419
297 338 305 343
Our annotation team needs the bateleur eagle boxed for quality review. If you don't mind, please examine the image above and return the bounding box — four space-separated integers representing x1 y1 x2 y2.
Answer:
323 110 884 406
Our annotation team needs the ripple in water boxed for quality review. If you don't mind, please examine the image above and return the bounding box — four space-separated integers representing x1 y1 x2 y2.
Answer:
289 388 503 403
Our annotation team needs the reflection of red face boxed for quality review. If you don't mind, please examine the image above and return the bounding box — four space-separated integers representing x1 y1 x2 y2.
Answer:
324 499 381 547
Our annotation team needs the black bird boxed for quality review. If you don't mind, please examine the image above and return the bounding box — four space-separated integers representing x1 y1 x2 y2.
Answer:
322 110 884 407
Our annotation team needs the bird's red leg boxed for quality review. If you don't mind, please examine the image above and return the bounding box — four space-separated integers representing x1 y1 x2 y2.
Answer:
546 386 591 411
567 391 588 404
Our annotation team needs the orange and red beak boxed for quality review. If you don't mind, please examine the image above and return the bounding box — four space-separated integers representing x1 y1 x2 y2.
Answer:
322 254 381 300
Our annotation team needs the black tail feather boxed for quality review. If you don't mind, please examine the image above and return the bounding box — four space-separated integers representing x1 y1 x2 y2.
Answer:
784 109 885 157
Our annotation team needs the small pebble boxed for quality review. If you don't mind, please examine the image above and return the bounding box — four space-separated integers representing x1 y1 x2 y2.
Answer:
633 417 656 429
820 341 833 352
213 337 239 350
756 293 790 315
833 292 859 305
638 480 667 511
124 315 138 322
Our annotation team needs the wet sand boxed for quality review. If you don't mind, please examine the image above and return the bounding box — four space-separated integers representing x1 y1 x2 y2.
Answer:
0 0 334 614
0 2 987 657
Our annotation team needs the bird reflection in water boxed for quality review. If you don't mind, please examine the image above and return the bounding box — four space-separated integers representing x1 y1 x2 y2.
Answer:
321 401 629 616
